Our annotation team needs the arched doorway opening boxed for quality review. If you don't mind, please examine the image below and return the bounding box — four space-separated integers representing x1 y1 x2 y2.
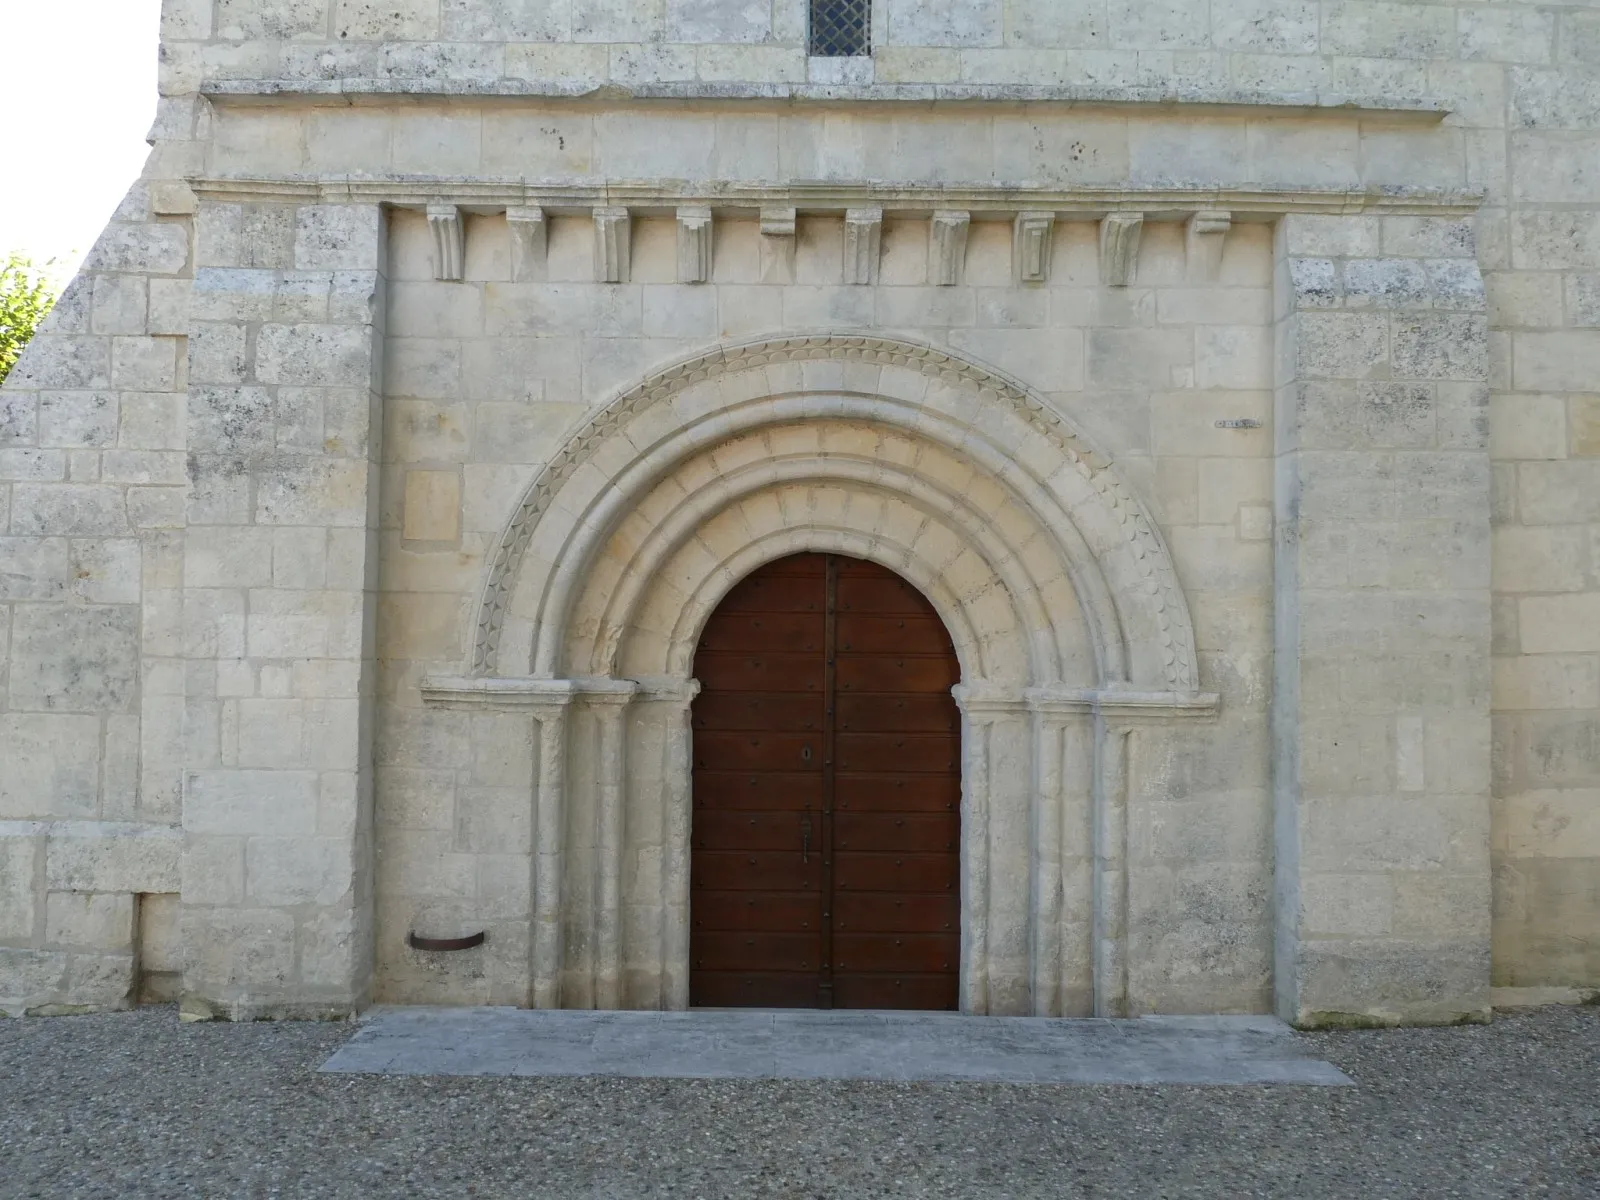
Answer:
689 552 962 1010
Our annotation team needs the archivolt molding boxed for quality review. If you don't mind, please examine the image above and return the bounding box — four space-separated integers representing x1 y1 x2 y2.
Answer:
472 332 1200 694
570 436 1090 684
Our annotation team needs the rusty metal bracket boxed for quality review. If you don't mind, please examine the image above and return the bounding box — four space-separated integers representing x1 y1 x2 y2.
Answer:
407 930 486 953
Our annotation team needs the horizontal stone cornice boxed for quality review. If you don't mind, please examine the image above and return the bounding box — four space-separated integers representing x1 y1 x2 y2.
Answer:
197 79 1448 119
189 175 1484 218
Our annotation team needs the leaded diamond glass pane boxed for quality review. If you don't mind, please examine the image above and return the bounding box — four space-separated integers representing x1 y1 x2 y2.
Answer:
810 0 870 57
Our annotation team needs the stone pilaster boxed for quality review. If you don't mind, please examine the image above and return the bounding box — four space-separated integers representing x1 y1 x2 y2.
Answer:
529 696 571 1009
178 201 386 1019
584 681 638 1009
1272 213 1492 1026
1093 722 1132 1018
1025 695 1095 1016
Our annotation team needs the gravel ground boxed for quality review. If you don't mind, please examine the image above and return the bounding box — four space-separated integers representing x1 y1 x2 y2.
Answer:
1 1004 1596 1199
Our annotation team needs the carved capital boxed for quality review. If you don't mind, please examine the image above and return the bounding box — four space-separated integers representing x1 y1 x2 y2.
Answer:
593 206 631 283
507 205 547 282
1013 211 1055 283
426 203 464 282
633 674 702 706
1099 213 1144 287
930 210 971 286
676 205 713 284
843 206 883 286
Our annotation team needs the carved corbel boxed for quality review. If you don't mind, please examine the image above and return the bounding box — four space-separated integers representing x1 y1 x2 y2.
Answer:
676 205 713 284
1186 210 1232 282
426 203 465 282
759 206 797 285
844 206 883 286
593 206 631 283
507 206 547 282
1014 211 1055 283
1099 213 1144 287
931 210 971 286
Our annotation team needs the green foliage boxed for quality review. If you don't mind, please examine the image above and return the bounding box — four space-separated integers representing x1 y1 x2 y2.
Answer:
0 254 60 387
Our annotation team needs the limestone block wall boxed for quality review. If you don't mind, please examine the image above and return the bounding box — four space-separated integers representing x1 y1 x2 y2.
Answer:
0 0 1596 1017
371 204 1278 1011
176 199 387 1018
0 95 210 1014
1274 212 1492 1025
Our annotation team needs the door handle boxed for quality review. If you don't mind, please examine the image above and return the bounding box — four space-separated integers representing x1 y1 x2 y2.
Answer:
800 815 812 864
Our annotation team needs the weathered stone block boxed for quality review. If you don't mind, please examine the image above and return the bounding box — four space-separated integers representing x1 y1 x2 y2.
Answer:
10 336 112 392
256 323 378 389
69 539 142 605
402 470 462 543
83 223 189 277
0 537 69 601
45 892 135 951
245 838 357 907
181 905 296 998
0 836 40 941
184 770 320 837
1290 311 1389 379
45 826 181 894
8 606 139 713
1392 315 1489 382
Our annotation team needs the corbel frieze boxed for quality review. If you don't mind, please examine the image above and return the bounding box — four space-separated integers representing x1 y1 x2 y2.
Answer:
425 203 464 282
507 205 547 281
759 205 797 284
593 206 631 283
1186 209 1233 281
676 205 713 284
191 178 1482 288
843 206 883 285
931 210 971 286
1098 213 1144 287
1013 211 1055 283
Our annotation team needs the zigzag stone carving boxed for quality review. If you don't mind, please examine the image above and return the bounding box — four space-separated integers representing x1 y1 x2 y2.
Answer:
471 333 1195 692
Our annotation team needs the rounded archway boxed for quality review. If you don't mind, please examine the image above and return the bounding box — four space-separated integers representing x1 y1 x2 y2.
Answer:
689 552 963 1011
475 333 1199 695
426 333 1218 1017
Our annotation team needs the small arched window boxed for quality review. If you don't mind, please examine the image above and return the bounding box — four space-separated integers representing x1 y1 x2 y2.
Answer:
810 0 871 57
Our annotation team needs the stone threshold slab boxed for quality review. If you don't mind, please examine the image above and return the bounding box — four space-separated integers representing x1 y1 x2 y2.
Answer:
320 1008 1353 1086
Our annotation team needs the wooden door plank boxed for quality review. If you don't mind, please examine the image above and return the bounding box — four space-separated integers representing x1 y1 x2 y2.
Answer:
692 772 824 810
835 693 958 732
833 932 960 973
834 775 961 812
833 812 959 852
831 974 959 1011
833 852 960 892
833 892 960 932
692 692 824 731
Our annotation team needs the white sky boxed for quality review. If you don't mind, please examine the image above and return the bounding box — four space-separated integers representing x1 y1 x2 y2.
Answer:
2 1 163 277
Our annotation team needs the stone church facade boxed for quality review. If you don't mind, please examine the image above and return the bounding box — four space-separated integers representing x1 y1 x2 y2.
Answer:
2 0 1597 1025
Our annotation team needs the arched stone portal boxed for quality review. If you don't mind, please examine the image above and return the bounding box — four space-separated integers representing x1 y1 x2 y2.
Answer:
422 333 1218 1017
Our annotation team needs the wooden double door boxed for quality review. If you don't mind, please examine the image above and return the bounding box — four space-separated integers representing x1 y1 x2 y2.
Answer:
689 553 962 1010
